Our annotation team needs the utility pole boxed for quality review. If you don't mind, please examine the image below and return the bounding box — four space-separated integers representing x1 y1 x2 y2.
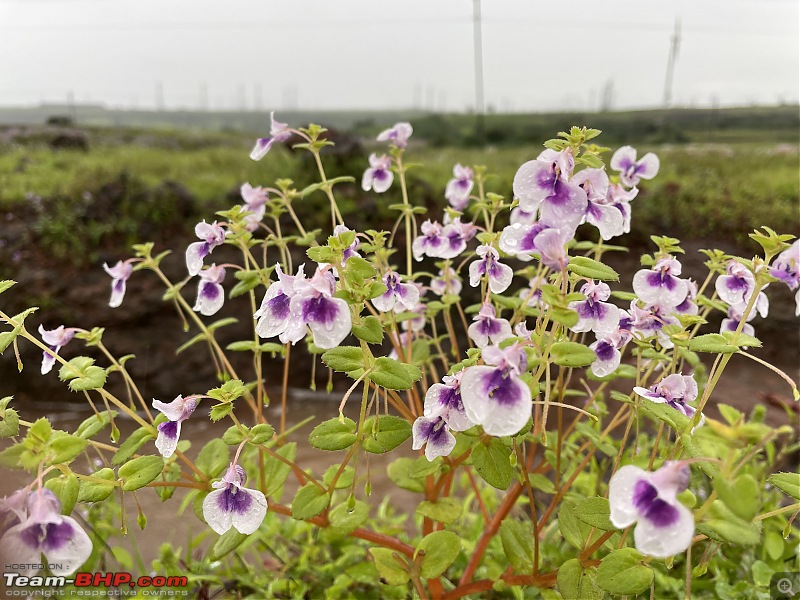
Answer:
662 18 681 108
472 0 485 141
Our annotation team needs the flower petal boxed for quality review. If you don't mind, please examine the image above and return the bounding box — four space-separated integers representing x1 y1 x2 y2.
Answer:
608 464 647 528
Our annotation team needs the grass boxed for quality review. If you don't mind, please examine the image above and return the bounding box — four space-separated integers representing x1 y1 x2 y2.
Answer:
0 110 797 266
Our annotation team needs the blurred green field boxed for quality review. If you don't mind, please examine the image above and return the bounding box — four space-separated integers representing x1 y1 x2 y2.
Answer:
0 106 797 265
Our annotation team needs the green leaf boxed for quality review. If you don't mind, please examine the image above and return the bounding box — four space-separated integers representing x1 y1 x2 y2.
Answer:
249 423 275 444
567 256 620 282
45 473 79 514
472 438 515 490
415 531 460 579
688 333 738 354
558 501 589 549
344 256 376 280
207 379 247 403
768 472 800 499
322 464 355 489
696 500 761 545
639 398 690 433
59 357 107 391
321 347 365 373
264 442 296 497
291 484 330 520
309 417 358 451
329 500 369 533
573 497 615 530
416 498 463 524
112 427 155 465
75 411 116 439
222 424 248 445
558 559 603 600
208 528 249 559
550 341 596 368
361 416 411 454
352 316 384 344
77 468 117 502
713 474 760 521
595 548 653 596
0 396 19 437
119 455 164 491
195 439 229 479
369 548 409 586
499 520 535 573
368 357 422 390
0 280 16 294
47 432 88 464
387 457 425 493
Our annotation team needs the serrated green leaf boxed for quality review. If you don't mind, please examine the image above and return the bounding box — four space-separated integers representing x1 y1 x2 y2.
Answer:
77 468 117 502
352 316 384 344
47 432 88 464
321 347 365 373
369 357 421 390
472 438 514 490
416 498 462 524
75 411 115 439
595 548 653 595
573 497 615 530
499 520 535 573
291 484 330 520
768 472 800 499
567 256 619 281
208 528 249 559
264 442 296 497
558 559 603 600
550 341 596 368
369 548 409 586
688 333 738 354
112 426 156 465
309 417 358 451
329 500 369 533
387 457 425 493
45 473 79 514
714 474 760 521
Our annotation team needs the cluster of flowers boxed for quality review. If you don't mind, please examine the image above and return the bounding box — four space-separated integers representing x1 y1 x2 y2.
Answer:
24 114 798 574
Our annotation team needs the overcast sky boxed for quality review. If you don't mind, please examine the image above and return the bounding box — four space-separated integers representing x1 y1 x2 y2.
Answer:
1 0 798 113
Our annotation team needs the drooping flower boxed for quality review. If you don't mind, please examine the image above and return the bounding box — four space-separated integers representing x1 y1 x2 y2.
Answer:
468 303 512 348
240 183 268 232
461 344 532 437
152 395 198 458
186 221 227 276
720 305 756 337
608 461 694 558
202 463 268 535
372 270 420 313
512 148 587 233
423 371 474 432
633 373 703 426
289 267 352 349
254 264 307 344
445 163 475 210
535 227 572 271
610 145 660 188
430 266 462 296
573 168 626 240
0 489 92 576
250 112 292 161
632 257 688 309
568 281 621 337
469 245 513 294
39 325 76 375
102 259 134 308
361 153 394 193
770 240 800 295
412 416 456 461
376 122 413 149
193 264 226 317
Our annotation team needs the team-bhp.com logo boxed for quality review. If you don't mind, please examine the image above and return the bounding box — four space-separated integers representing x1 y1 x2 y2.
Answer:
4 571 188 595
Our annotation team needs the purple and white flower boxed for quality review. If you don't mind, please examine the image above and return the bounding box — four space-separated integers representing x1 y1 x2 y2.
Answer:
720 306 756 337
770 240 800 311
468 303 512 349
672 279 699 316
629 301 679 349
715 260 757 307
430 266 462 296
240 183 268 232
372 270 420 313
610 146 660 188
186 221 227 276
412 416 456 461
332 224 361 263
152 394 198 458
461 344 532 437
568 281 620 337
0 489 92 576
439 216 477 259
469 245 513 294
633 257 688 309
250 112 292 161
512 148 587 233
423 372 474 432
102 259 134 308
634 373 703 426
361 154 394 193
445 163 474 210
535 227 572 271
376 122 413 149
39 325 76 375
413 220 445 261
499 221 555 262
606 183 639 234
608 461 694 558
589 335 623 378
193 264 226 317
573 168 625 240
254 264 307 344
290 267 352 349
518 277 546 308
202 463 268 535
